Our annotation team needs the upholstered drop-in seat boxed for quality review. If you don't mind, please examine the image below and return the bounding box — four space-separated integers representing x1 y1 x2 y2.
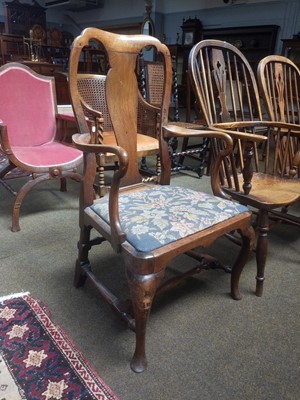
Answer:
90 186 249 252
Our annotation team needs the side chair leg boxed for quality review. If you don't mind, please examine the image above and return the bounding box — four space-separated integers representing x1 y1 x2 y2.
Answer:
74 225 92 287
126 268 165 373
11 174 49 232
255 210 269 297
231 225 255 300
60 177 67 192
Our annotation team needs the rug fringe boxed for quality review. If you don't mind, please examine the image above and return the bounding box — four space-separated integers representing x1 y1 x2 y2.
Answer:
0 292 30 302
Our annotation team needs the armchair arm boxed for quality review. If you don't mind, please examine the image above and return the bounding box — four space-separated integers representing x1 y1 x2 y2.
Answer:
72 133 128 250
212 120 300 135
163 123 268 199
163 124 235 198
163 123 267 143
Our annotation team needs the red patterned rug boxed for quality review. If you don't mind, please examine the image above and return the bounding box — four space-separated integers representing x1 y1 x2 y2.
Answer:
0 293 119 400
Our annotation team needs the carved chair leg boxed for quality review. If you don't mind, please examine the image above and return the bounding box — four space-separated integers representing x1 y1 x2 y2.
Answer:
231 225 255 300
97 164 106 197
126 268 165 373
0 162 17 180
11 174 50 232
74 225 92 287
255 210 269 297
60 177 67 191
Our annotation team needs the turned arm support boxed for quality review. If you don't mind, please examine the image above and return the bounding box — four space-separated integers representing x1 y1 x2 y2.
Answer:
163 124 235 198
163 124 268 198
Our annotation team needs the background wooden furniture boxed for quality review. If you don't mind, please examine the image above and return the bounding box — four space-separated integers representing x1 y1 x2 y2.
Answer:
202 25 279 71
257 54 300 181
185 25 279 126
281 37 300 68
189 39 300 296
5 0 46 36
139 58 209 176
21 60 63 75
0 32 70 69
0 32 28 64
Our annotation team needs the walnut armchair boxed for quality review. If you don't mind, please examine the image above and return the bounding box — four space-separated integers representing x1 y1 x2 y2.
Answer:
69 28 255 372
257 55 300 180
0 62 83 232
188 39 300 296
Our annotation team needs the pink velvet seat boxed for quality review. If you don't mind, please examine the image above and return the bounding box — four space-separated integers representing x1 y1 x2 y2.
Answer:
0 62 83 231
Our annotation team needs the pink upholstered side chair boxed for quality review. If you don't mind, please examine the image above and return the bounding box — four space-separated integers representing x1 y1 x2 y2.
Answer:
0 62 83 231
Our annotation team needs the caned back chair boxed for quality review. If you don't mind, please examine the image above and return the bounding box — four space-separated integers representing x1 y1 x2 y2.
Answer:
140 58 209 176
189 39 300 296
68 28 255 372
257 55 300 178
75 71 162 195
0 62 82 231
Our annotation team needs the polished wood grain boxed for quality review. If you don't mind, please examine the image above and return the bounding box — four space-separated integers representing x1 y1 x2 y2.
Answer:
69 28 255 372
189 39 300 296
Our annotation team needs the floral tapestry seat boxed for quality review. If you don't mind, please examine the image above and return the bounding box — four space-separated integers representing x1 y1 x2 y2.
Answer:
91 186 248 252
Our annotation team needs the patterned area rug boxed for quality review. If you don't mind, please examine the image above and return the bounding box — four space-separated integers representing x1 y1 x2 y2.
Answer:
0 293 119 400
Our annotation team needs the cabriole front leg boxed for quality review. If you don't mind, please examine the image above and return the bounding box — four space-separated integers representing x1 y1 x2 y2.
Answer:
126 268 165 373
231 224 255 300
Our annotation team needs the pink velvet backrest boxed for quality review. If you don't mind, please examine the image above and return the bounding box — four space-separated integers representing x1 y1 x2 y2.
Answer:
0 63 57 147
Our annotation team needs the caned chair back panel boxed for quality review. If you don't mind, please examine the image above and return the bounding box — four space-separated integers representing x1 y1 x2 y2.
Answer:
136 60 165 139
143 61 165 107
77 73 113 131
77 74 160 140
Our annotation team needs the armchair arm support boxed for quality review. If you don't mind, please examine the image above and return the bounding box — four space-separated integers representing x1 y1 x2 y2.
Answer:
163 124 235 198
72 133 128 250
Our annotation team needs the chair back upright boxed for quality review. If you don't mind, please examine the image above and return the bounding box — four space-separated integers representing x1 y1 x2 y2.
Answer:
188 39 298 184
188 39 300 299
69 28 172 189
257 55 300 177
0 63 57 147
258 55 300 125
189 39 262 127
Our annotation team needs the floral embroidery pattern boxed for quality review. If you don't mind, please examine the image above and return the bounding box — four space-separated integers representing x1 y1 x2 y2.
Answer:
91 186 248 252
